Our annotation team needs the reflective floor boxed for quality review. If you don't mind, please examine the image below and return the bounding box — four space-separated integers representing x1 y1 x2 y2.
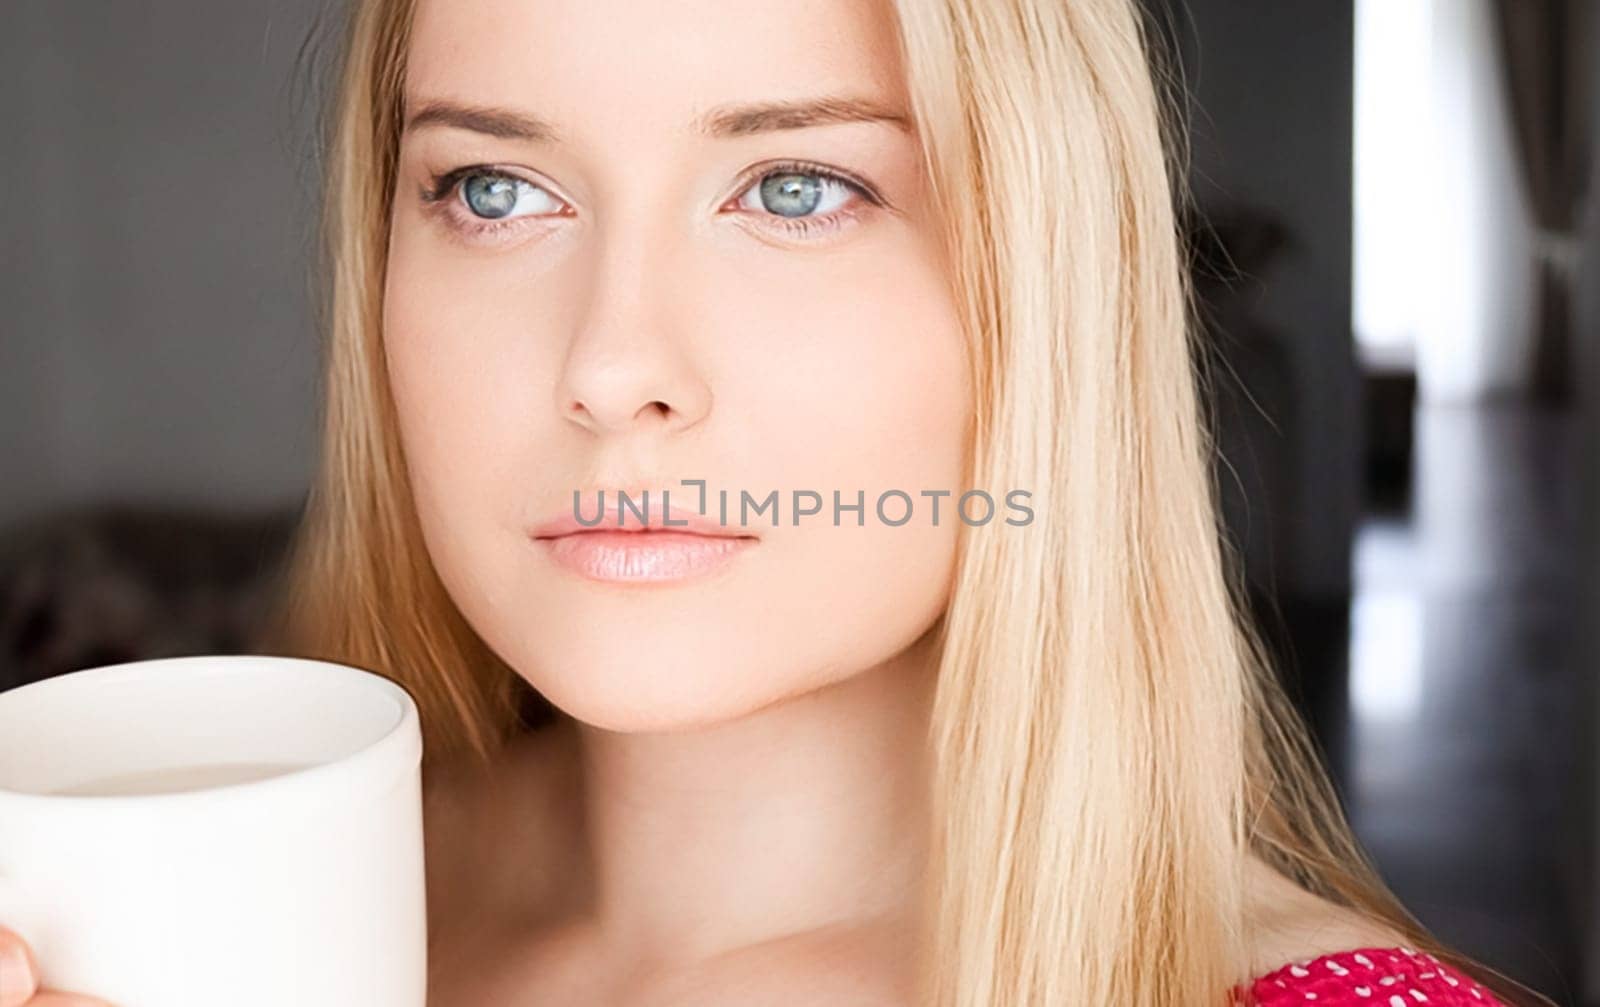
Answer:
1297 403 1591 1004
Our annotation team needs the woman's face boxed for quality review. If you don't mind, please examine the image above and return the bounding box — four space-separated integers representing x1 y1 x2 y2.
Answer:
384 0 971 732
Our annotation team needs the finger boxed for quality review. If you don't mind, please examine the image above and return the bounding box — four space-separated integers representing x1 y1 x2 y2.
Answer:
0 925 38 1007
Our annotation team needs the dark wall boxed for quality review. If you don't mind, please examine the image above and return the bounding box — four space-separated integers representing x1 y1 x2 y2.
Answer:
1577 3 1600 996
0 1 327 527
1154 0 1361 603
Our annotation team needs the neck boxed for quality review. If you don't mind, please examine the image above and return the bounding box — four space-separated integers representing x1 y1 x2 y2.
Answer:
567 624 942 966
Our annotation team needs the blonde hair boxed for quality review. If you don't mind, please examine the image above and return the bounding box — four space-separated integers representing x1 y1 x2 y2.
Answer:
261 0 1556 1003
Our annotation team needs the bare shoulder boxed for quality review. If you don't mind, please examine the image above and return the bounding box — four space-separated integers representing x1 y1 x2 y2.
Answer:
1241 853 1413 980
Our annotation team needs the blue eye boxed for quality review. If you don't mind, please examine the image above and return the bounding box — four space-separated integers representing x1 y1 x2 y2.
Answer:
458 172 563 220
737 169 857 219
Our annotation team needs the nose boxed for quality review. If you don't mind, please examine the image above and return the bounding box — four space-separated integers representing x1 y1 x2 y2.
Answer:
556 227 711 437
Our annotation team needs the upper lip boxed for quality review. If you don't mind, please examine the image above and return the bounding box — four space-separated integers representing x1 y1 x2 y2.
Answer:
531 504 759 539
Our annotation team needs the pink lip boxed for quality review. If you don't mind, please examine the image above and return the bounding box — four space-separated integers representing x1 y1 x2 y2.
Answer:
535 529 756 583
530 507 758 584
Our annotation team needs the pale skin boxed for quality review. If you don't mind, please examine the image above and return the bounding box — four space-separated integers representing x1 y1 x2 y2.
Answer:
0 0 1408 1003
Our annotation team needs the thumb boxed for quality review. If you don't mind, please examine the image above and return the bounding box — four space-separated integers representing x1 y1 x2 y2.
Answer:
0 925 38 1007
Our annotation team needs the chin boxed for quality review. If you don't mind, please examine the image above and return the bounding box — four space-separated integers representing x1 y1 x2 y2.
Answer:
505 635 819 735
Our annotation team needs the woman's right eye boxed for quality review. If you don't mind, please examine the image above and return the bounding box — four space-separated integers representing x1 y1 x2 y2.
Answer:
420 167 571 240
458 172 564 220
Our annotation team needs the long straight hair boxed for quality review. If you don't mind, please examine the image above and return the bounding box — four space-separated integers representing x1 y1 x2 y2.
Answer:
261 0 1556 1003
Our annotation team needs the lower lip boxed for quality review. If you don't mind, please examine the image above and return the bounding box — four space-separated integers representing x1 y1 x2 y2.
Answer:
535 530 756 583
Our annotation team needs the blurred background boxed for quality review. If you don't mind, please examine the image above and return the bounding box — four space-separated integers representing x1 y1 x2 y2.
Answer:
0 1 1597 1001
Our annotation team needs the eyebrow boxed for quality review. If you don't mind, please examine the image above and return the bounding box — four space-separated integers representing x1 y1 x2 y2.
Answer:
402 95 912 143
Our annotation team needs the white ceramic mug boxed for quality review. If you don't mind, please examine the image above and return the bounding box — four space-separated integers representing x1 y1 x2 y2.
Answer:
0 655 427 1006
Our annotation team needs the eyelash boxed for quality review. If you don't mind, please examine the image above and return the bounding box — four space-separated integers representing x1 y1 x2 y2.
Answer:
417 159 883 243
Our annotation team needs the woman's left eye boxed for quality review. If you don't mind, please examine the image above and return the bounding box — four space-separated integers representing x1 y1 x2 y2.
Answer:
738 170 854 217
732 164 879 236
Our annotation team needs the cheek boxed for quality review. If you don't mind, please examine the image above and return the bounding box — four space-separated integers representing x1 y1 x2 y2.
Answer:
729 240 971 509
378 241 551 628
805 265 969 633
383 283 486 528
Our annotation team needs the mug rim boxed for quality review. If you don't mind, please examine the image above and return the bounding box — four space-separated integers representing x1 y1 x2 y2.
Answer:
0 655 422 809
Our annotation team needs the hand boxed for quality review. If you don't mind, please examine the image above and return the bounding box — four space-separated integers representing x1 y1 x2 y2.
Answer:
0 926 115 1007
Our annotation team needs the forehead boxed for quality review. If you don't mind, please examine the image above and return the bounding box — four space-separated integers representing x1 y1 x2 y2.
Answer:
403 0 909 133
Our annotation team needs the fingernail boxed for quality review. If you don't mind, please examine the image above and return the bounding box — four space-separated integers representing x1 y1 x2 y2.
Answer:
0 937 34 1001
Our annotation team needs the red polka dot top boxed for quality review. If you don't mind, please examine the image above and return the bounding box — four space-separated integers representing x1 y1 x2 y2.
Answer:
1234 946 1511 1005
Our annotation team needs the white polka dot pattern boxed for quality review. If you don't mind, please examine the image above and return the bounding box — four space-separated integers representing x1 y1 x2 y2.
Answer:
1231 946 1510 1006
